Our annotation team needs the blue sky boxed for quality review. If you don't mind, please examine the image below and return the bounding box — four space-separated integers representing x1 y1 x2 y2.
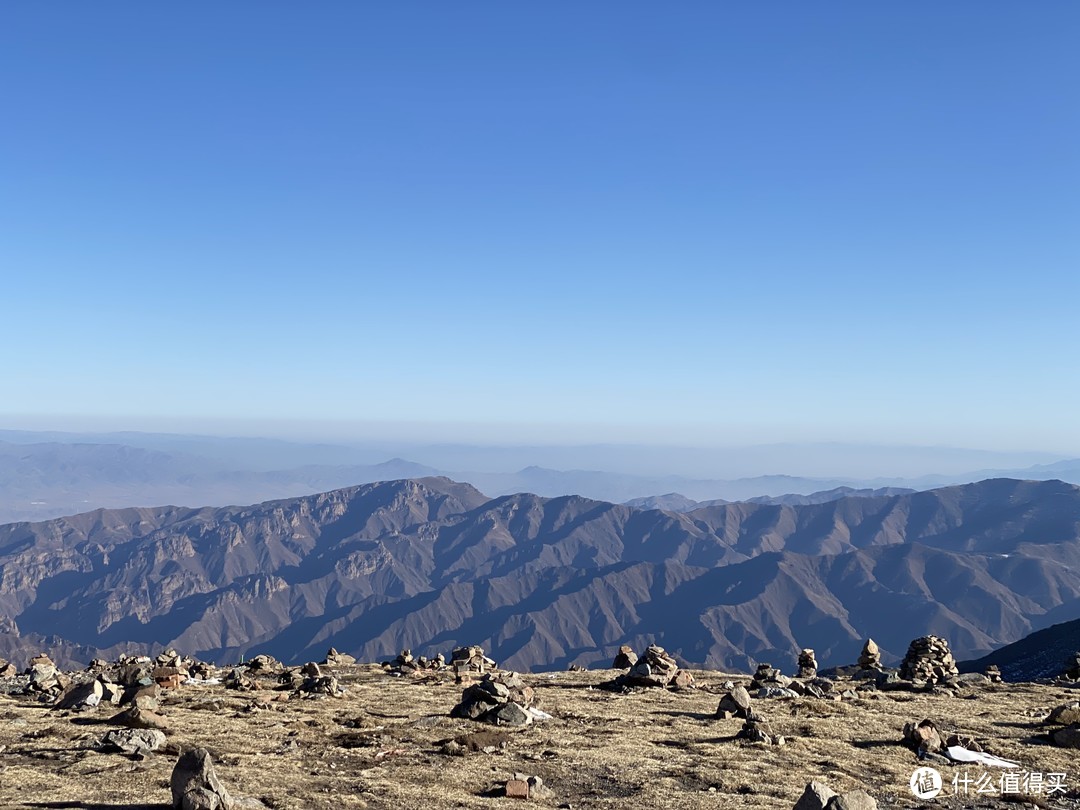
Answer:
2 3 1077 451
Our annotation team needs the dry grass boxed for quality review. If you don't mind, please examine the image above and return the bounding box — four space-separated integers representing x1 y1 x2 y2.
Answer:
2 666 1080 809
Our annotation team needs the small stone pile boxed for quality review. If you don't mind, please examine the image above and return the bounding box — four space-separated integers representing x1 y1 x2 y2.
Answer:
386 649 446 676
715 684 753 719
858 639 882 671
450 671 537 728
797 649 817 679
451 645 496 679
899 636 959 684
737 708 784 746
621 645 693 688
985 664 1003 683
611 645 637 669
749 663 796 697
26 653 68 697
323 647 357 667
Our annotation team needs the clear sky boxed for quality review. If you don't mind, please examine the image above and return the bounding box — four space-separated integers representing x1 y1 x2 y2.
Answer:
2 3 1077 452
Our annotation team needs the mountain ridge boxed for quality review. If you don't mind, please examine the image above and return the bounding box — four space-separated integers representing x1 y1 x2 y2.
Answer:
2 477 1080 672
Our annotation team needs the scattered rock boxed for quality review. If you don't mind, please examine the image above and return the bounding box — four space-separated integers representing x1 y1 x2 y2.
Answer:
111 705 169 731
902 719 943 755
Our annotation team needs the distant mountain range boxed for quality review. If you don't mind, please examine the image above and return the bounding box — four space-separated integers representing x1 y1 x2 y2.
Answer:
623 486 916 511
2 476 1080 675
2 433 1078 524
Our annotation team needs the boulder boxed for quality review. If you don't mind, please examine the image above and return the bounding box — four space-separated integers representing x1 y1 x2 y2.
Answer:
170 748 233 810
101 727 167 756
612 645 638 669
1047 702 1080 726
793 781 838 810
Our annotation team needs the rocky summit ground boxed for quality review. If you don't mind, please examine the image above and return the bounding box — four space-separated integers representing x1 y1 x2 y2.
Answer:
6 661 1080 810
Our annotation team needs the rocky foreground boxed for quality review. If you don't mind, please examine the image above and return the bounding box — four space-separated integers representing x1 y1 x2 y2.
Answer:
4 643 1080 809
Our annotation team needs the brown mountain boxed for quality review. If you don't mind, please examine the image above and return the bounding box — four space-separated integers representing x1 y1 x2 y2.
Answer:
1 476 1079 671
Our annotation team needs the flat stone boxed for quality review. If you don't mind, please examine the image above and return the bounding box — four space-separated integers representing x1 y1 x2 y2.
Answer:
504 779 530 800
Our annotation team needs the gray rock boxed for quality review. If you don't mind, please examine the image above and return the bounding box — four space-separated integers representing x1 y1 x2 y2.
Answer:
793 780 837 810
171 748 233 810
101 728 167 756
1047 702 1080 726
758 687 799 699
825 791 877 810
1051 724 1080 749
490 701 531 728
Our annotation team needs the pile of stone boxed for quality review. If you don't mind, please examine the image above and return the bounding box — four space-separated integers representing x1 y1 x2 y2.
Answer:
797 649 817 679
386 649 446 676
985 664 1003 683
26 653 69 697
858 639 882 671
715 684 753 719
749 663 798 697
793 781 877 810
899 636 959 684
450 671 538 729
737 708 785 746
611 645 637 669
451 645 496 679
616 645 694 689
323 647 357 667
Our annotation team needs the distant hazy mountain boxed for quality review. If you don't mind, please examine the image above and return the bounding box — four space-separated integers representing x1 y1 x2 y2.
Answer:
625 486 915 511
2 476 1080 673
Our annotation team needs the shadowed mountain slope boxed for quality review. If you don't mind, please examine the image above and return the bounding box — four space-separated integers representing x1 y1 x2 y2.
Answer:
1 477 1079 671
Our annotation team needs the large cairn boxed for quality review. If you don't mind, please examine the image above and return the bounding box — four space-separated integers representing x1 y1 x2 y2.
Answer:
622 645 693 688
451 645 496 680
796 649 817 679
899 635 959 684
450 671 537 728
858 638 883 671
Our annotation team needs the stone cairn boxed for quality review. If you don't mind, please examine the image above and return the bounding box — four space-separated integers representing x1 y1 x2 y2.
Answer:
858 638 882 671
451 645 496 680
323 647 357 667
985 664 1003 684
386 648 446 676
715 684 753 719
797 648 817 679
611 645 638 669
450 671 537 729
737 707 785 746
621 645 694 689
899 635 959 684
